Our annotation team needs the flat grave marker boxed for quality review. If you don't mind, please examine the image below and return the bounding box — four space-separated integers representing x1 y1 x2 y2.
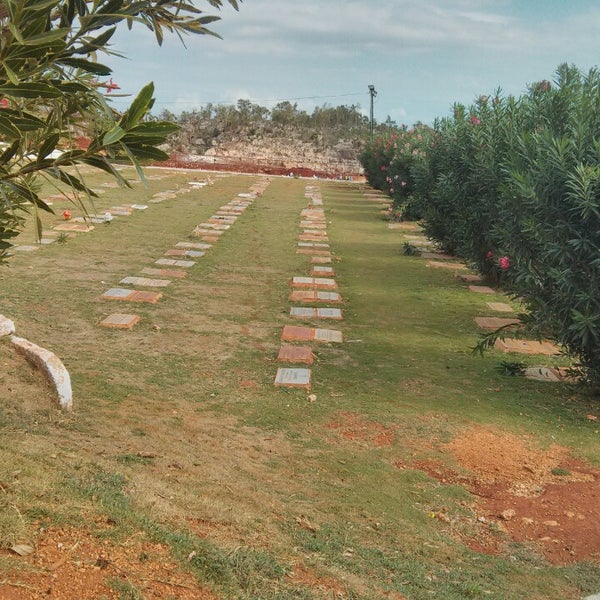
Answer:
274 368 311 389
458 273 483 283
277 345 314 364
310 256 333 264
142 267 187 278
155 258 195 268
494 338 560 355
290 307 318 318
175 242 211 250
487 302 514 313
524 366 562 382
311 266 335 276
427 261 468 270
316 308 343 320
469 285 496 294
281 325 314 342
54 223 94 232
314 328 343 343
474 316 520 330
128 290 163 303
13 245 39 252
120 276 171 288
101 288 133 300
99 313 140 329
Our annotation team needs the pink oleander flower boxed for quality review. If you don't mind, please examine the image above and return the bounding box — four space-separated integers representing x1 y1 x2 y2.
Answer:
381 165 387 171
389 187 394 193
486 251 494 259
470 115 481 125
498 255 510 270
401 181 407 187
0 98 8 109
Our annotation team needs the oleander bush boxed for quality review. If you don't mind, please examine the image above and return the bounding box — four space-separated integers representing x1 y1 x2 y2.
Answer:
360 63 600 384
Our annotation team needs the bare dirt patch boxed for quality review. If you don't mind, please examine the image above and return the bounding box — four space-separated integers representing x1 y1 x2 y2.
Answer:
404 425 600 565
0 524 218 599
324 412 397 447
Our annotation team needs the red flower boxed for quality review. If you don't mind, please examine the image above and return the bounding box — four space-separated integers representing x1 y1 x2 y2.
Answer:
102 78 120 93
470 115 481 125
0 98 8 109
486 251 494 259
62 210 72 220
498 256 510 270
381 165 386 171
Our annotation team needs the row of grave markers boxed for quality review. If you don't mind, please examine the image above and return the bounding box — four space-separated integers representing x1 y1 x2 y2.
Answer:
274 186 344 390
365 188 567 383
98 179 271 329
10 173 210 252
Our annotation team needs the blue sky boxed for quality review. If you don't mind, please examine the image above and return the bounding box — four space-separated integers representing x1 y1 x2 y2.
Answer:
104 0 600 126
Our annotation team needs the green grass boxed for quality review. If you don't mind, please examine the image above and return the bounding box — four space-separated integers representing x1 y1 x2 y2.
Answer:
0 169 598 599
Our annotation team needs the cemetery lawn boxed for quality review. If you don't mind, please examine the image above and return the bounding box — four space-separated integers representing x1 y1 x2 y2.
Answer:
0 168 599 599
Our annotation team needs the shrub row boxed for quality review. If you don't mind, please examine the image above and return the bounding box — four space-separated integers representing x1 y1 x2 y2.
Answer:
360 64 600 384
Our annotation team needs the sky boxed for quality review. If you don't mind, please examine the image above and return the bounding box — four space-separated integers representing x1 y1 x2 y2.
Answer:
103 0 600 127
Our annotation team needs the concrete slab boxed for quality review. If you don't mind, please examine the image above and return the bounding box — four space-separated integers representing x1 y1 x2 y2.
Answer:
310 256 333 264
458 273 483 283
99 313 140 329
314 328 343 343
311 266 335 276
486 302 514 313
474 317 520 330
469 285 496 294
175 242 212 250
120 276 170 287
142 267 187 278
316 308 343 320
101 288 133 300
494 338 560 355
290 307 318 318
274 368 311 389
277 345 314 364
155 259 195 268
127 290 163 303
524 366 562 382
54 223 94 232
281 325 314 342
427 261 468 270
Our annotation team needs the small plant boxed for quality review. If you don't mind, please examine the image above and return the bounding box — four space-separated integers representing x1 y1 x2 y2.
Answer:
496 361 527 376
402 242 421 256
56 233 69 244
551 467 571 476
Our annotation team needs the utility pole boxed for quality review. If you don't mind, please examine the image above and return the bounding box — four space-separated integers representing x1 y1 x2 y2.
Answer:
368 84 377 140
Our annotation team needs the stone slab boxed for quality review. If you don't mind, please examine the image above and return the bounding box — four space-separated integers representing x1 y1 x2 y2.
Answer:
99 313 140 329
487 302 514 313
39 238 56 245
316 291 342 303
457 273 483 283
296 248 332 257
469 285 496 294
524 366 562 382
277 345 314 364
142 267 187 278
281 325 314 342
127 290 163 303
494 338 560 355
175 242 212 250
274 368 311 389
102 287 134 300
316 308 343 320
301 221 326 228
299 234 329 242
310 256 333 264
474 317 520 330
421 252 456 260
311 266 335 276
200 236 220 243
120 276 170 287
314 328 343 343
131 204 148 210
155 259 195 268
54 223 94 232
427 261 468 270
290 307 318 318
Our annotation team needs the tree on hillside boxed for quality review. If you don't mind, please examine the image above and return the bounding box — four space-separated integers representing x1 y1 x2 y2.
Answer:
0 0 240 262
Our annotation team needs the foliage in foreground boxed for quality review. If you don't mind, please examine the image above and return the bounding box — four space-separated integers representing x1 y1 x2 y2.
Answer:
360 63 600 385
0 0 240 262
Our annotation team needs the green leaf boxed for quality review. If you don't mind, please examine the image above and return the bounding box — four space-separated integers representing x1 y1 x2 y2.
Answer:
0 115 21 138
38 134 60 160
0 82 62 98
119 82 154 130
0 140 20 165
58 58 112 76
21 28 69 45
102 125 126 146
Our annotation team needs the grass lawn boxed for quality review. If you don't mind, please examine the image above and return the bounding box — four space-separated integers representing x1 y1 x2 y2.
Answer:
0 168 598 599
